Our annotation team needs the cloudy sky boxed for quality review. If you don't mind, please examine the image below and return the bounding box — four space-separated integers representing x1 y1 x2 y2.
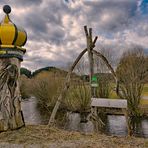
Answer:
0 0 147 71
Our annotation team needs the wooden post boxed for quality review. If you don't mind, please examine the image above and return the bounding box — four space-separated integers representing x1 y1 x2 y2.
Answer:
84 26 100 130
0 58 25 131
84 26 94 97
94 107 99 132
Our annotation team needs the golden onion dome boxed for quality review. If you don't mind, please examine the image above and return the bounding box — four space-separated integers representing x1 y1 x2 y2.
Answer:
0 5 27 47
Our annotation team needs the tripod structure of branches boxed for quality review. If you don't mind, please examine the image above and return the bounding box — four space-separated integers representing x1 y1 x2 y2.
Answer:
48 26 117 125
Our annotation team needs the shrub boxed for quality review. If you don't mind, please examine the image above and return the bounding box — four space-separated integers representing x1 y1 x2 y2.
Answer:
116 48 147 117
30 71 64 111
96 74 112 98
64 81 91 113
20 75 31 99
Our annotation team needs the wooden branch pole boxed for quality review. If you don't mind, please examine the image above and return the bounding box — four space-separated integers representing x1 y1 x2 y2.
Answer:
48 49 87 125
84 26 94 97
84 26 94 82
48 26 98 126
92 49 120 99
92 49 116 80
84 26 100 130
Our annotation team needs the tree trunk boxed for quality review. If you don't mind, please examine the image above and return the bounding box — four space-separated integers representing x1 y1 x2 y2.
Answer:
0 58 25 132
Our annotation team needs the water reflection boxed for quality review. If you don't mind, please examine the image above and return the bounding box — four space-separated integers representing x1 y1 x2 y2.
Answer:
142 119 148 137
106 115 127 136
21 97 43 125
21 98 148 137
65 113 94 133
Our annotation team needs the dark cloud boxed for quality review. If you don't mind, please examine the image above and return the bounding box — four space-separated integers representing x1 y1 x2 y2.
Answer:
83 0 137 31
25 13 47 33
0 0 42 8
22 10 48 42
0 0 147 70
14 0 42 7
23 50 71 71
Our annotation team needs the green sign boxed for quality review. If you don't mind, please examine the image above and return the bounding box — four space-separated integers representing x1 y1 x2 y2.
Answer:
92 75 97 82
91 75 98 87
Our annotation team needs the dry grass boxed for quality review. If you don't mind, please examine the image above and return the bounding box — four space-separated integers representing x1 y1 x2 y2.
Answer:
143 84 148 96
0 125 81 144
0 125 147 147
140 99 148 105
30 71 64 110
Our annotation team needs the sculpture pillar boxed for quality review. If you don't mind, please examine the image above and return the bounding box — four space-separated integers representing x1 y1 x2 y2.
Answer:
0 5 27 131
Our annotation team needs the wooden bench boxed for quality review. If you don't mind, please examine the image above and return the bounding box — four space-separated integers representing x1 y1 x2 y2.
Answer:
91 98 127 108
91 98 130 135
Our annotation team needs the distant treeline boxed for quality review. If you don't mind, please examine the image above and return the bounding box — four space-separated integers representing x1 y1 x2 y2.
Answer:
21 66 148 83
20 67 115 82
20 67 32 78
20 66 67 78
20 66 77 78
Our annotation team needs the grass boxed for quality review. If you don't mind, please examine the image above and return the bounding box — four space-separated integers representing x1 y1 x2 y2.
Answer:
140 99 148 106
0 125 147 147
141 84 148 105
109 91 119 99
65 83 91 112
0 125 81 144
142 84 148 96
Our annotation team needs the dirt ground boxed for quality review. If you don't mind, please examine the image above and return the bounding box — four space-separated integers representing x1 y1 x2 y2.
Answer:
0 125 147 148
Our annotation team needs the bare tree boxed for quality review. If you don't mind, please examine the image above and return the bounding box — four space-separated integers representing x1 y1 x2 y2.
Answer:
116 47 148 117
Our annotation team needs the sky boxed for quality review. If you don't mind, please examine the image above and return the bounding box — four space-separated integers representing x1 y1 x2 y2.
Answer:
0 0 147 71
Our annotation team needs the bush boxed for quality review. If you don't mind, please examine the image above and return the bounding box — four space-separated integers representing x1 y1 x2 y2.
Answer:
96 74 112 98
64 81 91 113
20 75 31 99
116 48 147 116
30 71 64 111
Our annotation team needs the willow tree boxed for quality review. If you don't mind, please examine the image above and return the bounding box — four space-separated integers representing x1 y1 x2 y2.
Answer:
116 48 148 117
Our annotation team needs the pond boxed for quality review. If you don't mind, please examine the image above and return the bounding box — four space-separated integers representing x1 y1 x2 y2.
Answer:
21 97 148 138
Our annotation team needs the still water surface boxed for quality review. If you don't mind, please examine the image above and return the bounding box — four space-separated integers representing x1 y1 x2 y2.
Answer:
21 97 148 137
